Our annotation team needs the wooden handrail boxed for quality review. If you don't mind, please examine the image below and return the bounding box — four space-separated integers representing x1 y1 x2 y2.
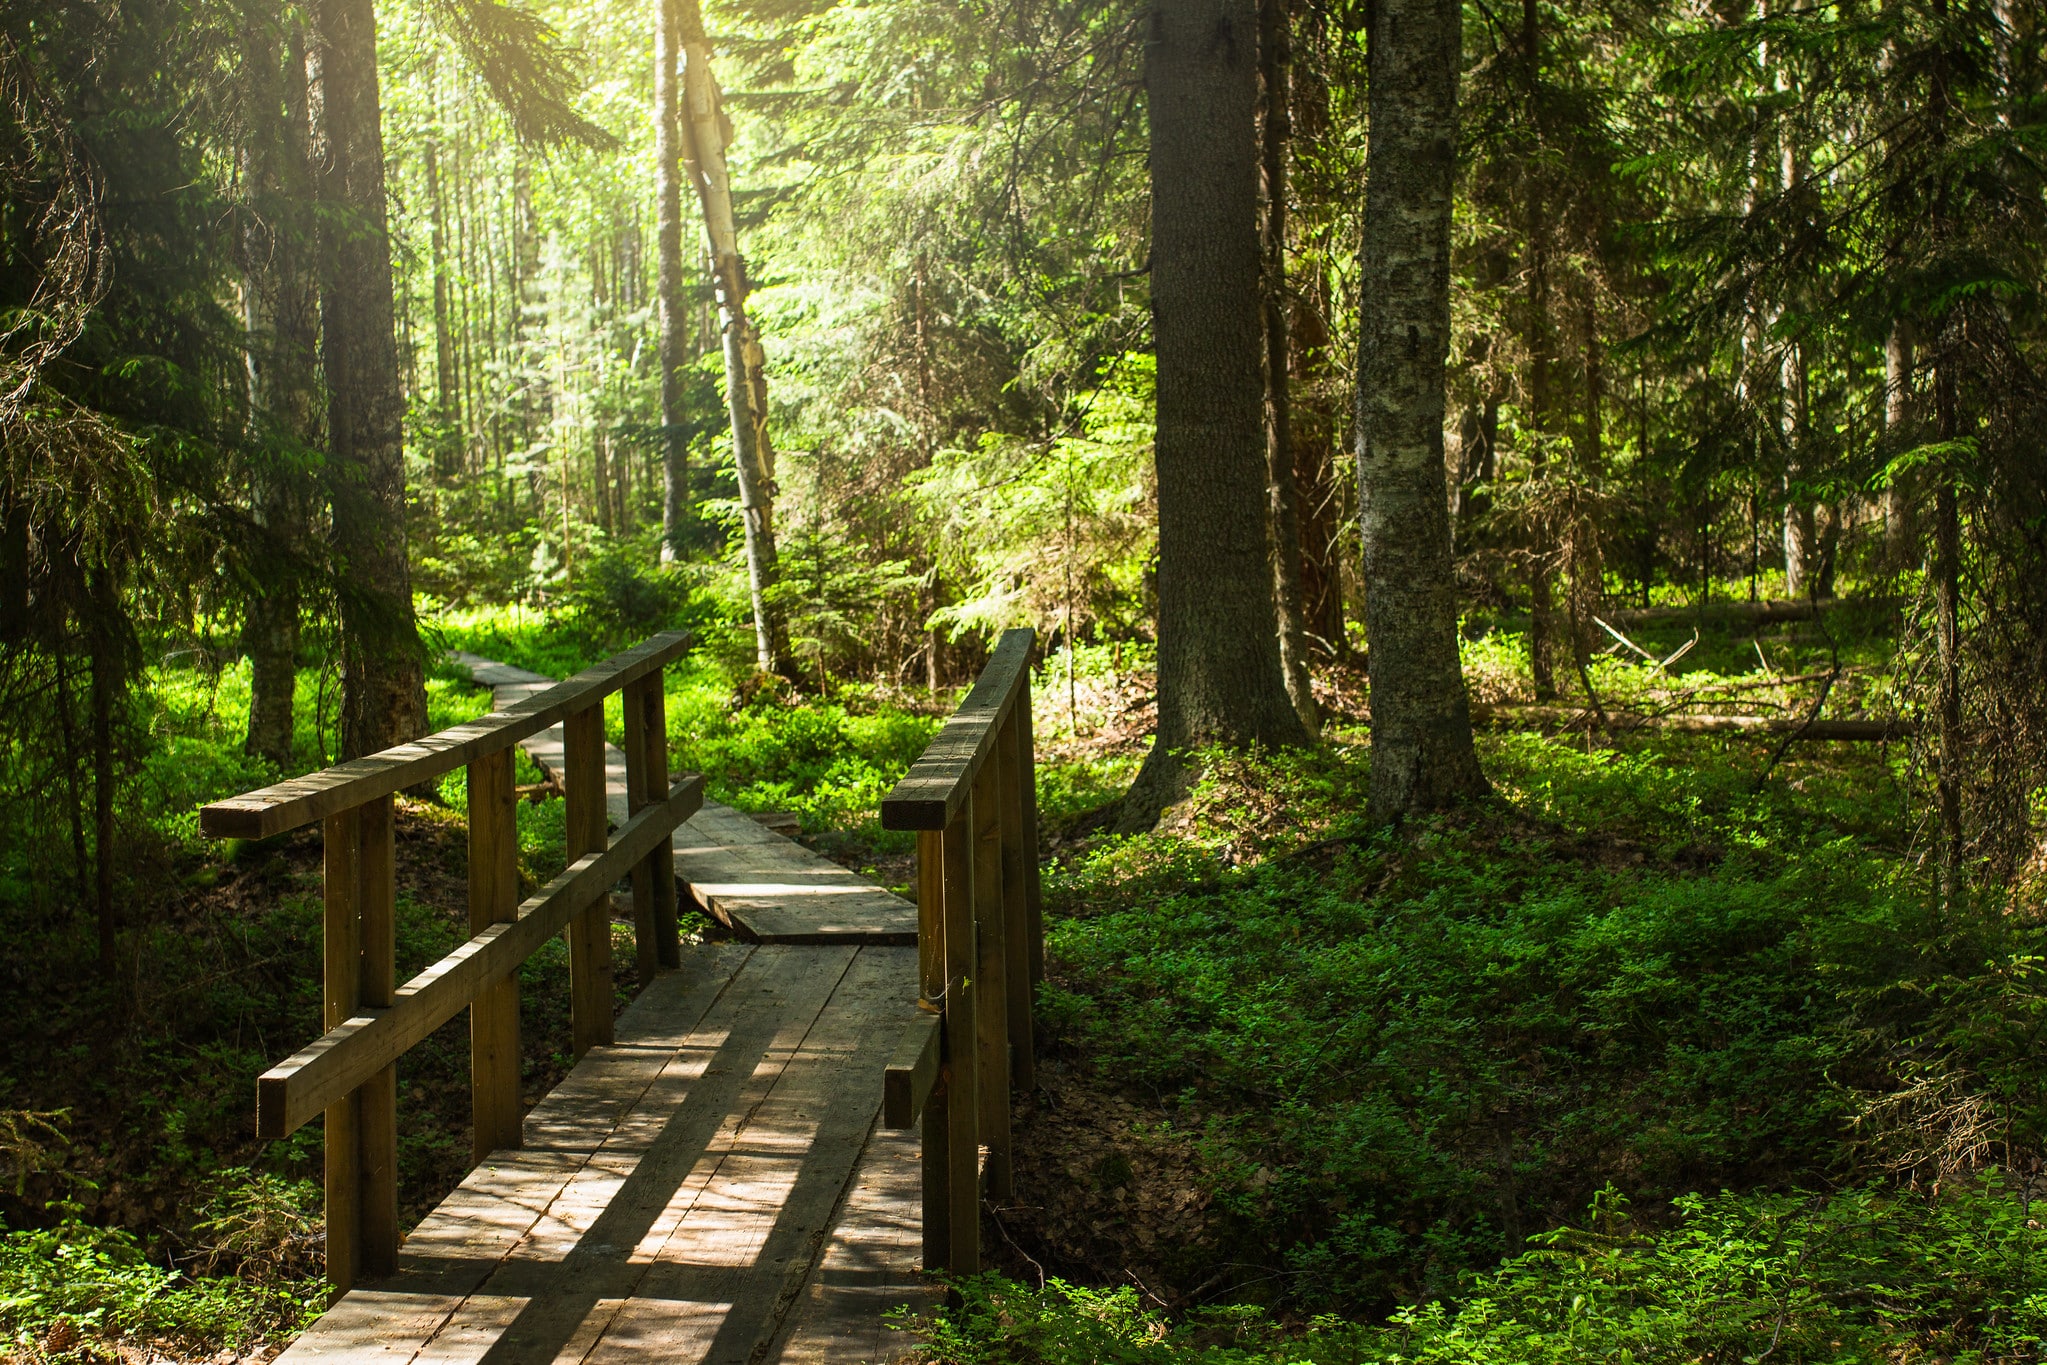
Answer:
200 630 692 839
877 627 1045 1276
256 776 704 1139
201 632 695 1295
879 628 1034 829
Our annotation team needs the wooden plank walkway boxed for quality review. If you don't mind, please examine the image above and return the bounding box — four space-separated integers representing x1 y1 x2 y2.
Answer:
273 656 934 1365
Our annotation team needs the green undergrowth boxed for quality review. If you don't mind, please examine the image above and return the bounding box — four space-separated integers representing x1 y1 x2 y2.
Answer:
949 719 2047 1355
920 1175 2047 1363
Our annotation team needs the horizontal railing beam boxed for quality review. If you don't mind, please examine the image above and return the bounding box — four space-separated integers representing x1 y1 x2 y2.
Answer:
256 774 705 1139
883 1012 941 1129
880 628 1034 830
202 632 693 840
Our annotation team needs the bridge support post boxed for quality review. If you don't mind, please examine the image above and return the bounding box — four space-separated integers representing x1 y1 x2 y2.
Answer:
972 765 1012 1200
996 709 1035 1093
624 670 681 979
321 795 399 1294
564 704 613 1056
940 799 980 1274
468 746 523 1160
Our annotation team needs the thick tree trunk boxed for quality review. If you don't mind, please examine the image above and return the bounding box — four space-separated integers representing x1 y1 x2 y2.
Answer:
676 0 786 673
1354 0 1489 821
1260 0 1316 732
1122 0 1311 827
654 0 690 562
240 12 317 769
308 0 426 758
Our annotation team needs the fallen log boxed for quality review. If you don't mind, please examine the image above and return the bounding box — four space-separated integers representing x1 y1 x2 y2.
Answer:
1604 596 1902 628
1473 703 1918 741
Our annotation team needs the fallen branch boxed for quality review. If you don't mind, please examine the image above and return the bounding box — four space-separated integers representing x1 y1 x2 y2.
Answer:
1472 703 1916 742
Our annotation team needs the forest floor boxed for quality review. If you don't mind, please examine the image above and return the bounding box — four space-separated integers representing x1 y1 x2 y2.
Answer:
6 595 2047 1365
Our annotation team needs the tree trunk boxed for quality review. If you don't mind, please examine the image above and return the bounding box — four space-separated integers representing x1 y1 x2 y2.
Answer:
1883 318 1917 568
240 11 317 769
308 0 426 758
1520 0 1556 700
88 618 117 973
1354 0 1489 821
1291 270 1346 657
676 0 786 673
654 0 690 562
1933 349 1963 896
1122 0 1311 828
1260 0 1316 732
426 125 460 476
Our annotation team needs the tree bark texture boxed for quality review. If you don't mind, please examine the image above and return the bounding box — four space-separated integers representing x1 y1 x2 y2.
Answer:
1883 318 1917 568
240 11 318 768
308 0 426 759
677 0 787 674
1354 0 1489 820
654 0 690 562
1124 0 1311 826
1259 0 1317 731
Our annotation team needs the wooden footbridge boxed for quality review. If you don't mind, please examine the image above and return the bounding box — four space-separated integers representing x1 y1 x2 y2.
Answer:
199 630 1045 1364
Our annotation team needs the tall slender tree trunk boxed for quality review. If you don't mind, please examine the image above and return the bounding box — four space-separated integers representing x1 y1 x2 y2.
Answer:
1291 270 1346 658
676 0 786 673
1519 0 1556 700
241 11 318 768
1355 0 1489 821
1122 0 1311 828
1933 348 1963 896
425 124 460 476
1260 0 1316 732
654 0 690 562
1883 318 1917 568
308 0 426 758
1780 339 1814 596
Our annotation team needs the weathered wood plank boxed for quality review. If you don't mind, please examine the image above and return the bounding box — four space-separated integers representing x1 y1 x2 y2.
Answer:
257 778 705 1139
879 628 1034 830
675 803 917 944
768 1125 933 1365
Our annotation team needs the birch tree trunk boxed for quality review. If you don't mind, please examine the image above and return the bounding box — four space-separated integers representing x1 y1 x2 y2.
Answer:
654 0 690 562
1882 319 1916 568
308 0 427 757
1121 0 1311 828
676 0 786 674
1354 0 1489 820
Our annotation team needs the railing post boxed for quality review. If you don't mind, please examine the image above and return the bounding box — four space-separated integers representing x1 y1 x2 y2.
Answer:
564 703 613 1056
1017 671 1045 987
941 800 980 1275
467 746 522 1161
971 763 1012 1200
916 829 949 1271
321 796 398 1294
996 710 1035 1093
623 670 681 980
